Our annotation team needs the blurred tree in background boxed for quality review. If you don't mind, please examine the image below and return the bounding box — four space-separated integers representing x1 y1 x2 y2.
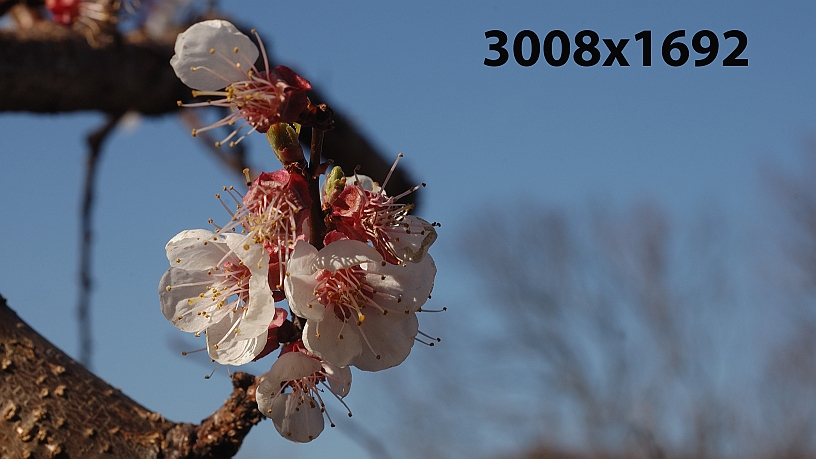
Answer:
387 149 816 459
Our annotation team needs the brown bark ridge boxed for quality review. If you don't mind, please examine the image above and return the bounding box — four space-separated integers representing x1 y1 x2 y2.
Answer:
0 20 418 203
0 293 263 459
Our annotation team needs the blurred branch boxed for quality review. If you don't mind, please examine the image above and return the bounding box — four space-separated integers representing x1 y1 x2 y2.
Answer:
0 23 185 115
0 19 418 199
0 293 264 459
0 0 43 18
77 113 123 369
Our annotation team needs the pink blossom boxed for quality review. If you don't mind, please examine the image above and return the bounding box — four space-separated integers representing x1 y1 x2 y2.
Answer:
256 350 352 442
158 229 278 365
170 20 311 146
226 170 311 291
284 239 435 371
330 172 437 265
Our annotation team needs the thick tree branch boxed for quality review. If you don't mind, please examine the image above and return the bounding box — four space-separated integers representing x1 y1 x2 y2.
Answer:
0 24 185 115
0 22 418 202
0 293 264 459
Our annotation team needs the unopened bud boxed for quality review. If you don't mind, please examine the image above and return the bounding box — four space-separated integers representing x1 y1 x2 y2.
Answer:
323 166 346 208
267 123 305 165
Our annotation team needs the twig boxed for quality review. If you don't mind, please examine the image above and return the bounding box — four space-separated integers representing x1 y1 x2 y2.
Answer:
77 113 123 369
308 125 327 250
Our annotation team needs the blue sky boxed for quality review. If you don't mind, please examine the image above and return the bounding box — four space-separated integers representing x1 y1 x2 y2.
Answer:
1 2 815 458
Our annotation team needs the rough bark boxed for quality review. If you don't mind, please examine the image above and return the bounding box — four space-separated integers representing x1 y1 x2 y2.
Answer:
0 293 263 459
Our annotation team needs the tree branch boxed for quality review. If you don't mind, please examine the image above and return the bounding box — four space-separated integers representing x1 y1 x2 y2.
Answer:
0 293 263 459
0 21 418 203
0 23 185 115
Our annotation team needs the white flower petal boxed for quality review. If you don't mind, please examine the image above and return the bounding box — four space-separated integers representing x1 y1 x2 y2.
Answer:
159 268 229 332
385 215 438 263
303 313 362 368
345 174 380 193
262 351 322 388
224 234 264 273
257 352 325 442
310 239 383 272
322 362 352 398
364 253 436 314
285 272 326 321
234 273 277 339
170 20 259 91
206 316 267 366
284 241 326 321
351 310 418 372
165 229 232 271
287 240 319 275
270 393 325 443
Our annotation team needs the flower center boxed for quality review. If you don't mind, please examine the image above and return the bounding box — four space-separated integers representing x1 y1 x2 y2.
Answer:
314 267 372 325
213 171 310 285
224 72 289 133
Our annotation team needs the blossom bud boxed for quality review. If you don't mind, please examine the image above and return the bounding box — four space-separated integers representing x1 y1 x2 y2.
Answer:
322 166 346 209
267 123 305 166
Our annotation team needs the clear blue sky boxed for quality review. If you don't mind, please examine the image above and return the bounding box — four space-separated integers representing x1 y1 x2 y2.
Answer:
1 2 814 458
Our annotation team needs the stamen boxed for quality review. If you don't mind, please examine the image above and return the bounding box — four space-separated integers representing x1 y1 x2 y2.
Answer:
252 28 272 75
391 183 425 201
382 153 403 189
216 193 234 216
417 330 441 345
204 363 221 379
181 347 206 356
415 337 434 346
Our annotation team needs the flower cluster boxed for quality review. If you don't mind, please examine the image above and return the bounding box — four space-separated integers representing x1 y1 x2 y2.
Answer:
161 20 440 443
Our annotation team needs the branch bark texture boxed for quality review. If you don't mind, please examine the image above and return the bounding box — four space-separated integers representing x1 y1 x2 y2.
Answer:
0 293 263 459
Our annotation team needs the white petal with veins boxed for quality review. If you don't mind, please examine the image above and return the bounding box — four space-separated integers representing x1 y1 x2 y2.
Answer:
170 20 259 91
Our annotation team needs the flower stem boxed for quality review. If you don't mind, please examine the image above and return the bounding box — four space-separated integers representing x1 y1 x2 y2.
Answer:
308 126 327 250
